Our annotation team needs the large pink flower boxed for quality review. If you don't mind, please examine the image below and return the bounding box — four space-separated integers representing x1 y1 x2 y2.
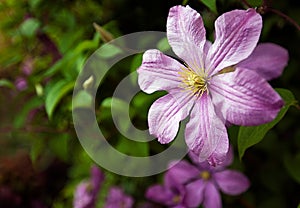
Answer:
137 5 288 165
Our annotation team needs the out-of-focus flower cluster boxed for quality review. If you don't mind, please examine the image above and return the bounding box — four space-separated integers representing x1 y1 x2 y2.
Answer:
146 148 249 208
74 166 134 208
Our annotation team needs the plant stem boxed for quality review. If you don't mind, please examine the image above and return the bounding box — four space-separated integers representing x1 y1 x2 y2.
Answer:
241 0 251 8
267 8 300 31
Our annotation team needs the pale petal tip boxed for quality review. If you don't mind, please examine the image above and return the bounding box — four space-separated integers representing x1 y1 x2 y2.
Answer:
158 136 172 144
207 154 227 167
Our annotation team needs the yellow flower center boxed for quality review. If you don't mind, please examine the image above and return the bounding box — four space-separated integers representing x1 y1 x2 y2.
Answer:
172 195 181 204
200 170 211 180
178 66 208 97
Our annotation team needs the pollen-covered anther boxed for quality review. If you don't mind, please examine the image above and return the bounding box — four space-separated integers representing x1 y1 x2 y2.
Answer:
179 67 207 96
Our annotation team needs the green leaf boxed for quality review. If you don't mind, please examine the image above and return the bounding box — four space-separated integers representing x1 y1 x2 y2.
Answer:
74 35 100 54
238 88 297 159
200 0 217 14
101 97 132 132
182 0 189 6
247 0 263 7
30 137 45 163
130 54 142 85
19 18 40 37
0 79 15 89
42 32 99 79
13 96 43 128
157 37 171 52
298 203 300 208
45 80 74 119
97 43 122 58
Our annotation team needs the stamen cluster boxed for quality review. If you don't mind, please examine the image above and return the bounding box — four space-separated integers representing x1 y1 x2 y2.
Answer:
179 67 208 97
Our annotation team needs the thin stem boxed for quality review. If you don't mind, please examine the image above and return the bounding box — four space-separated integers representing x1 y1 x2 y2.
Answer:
267 8 300 31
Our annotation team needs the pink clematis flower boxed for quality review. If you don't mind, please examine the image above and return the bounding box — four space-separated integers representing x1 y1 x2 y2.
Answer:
73 166 105 208
146 169 188 208
137 5 288 165
146 147 249 208
167 147 249 208
104 186 134 208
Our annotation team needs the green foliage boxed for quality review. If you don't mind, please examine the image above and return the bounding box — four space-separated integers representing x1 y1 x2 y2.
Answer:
101 97 132 133
247 0 263 7
238 89 297 159
157 37 171 52
13 96 43 128
45 80 74 119
116 137 149 157
200 0 218 13
0 0 300 207
30 136 45 163
19 18 40 37
72 90 93 109
0 79 14 89
48 134 71 162
129 54 142 85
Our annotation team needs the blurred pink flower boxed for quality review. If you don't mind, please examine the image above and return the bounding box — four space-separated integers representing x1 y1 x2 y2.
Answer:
21 57 34 76
104 186 134 208
147 147 249 208
73 166 105 208
15 77 28 91
146 170 188 207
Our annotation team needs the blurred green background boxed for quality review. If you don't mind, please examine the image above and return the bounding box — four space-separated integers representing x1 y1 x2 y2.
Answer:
0 0 299 207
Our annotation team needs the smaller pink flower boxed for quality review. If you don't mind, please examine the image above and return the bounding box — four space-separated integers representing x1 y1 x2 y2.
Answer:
146 147 249 208
167 147 250 208
104 187 134 208
73 166 105 208
15 77 28 91
146 171 188 207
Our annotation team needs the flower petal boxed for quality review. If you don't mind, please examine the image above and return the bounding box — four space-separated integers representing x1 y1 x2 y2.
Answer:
137 49 183 94
210 68 284 126
214 170 250 195
188 151 210 169
145 185 174 206
167 5 206 70
73 182 94 208
203 182 222 208
183 180 205 207
104 187 134 208
166 160 199 185
188 146 233 172
238 43 289 80
207 9 262 76
214 145 234 169
185 93 229 165
148 91 195 144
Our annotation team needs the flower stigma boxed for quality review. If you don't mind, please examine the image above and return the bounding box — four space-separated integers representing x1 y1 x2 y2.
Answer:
200 170 211 180
178 66 208 97
172 195 181 204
